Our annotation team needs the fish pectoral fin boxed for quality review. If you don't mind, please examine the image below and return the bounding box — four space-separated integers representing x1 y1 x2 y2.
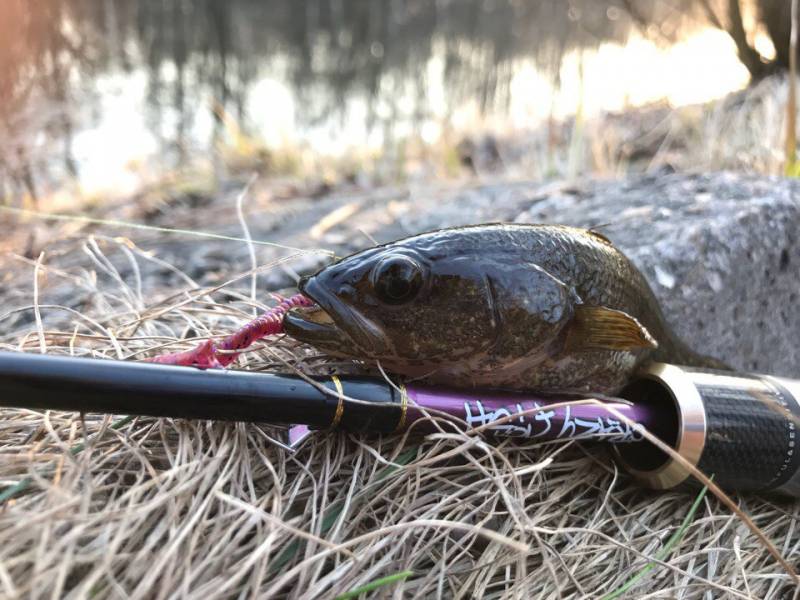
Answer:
564 305 658 352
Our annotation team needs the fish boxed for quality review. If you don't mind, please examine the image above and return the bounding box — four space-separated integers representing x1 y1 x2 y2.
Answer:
283 223 725 394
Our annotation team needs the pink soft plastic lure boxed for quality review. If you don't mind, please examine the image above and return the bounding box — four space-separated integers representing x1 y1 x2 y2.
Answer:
148 293 313 368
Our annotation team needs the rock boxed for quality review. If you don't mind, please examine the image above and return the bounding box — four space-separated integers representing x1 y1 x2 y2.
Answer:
378 172 800 377
400 181 545 233
119 170 797 378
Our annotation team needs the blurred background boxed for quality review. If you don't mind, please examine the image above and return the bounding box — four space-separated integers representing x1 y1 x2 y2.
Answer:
0 0 796 206
4 5 800 598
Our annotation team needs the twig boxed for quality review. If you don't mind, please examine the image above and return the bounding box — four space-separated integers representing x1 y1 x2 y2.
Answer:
235 173 259 316
786 0 799 173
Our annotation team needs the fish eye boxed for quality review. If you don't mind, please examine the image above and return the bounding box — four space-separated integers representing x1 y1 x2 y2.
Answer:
372 255 424 305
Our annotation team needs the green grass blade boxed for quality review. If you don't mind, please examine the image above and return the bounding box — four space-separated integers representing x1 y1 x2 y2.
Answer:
601 484 709 600
334 569 413 600
0 415 135 504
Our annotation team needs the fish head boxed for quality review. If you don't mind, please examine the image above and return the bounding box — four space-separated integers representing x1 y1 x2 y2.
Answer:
283 228 577 375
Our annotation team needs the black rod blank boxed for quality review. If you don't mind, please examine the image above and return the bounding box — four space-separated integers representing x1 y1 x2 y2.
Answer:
0 351 400 431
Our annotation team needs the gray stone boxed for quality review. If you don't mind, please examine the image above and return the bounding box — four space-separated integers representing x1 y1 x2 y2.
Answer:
100 171 800 378
389 171 799 377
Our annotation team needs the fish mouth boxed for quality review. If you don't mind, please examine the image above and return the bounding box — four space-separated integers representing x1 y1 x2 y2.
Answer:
284 277 387 355
283 303 342 347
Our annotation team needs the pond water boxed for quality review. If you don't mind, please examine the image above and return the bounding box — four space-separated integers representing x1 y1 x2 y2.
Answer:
0 0 752 198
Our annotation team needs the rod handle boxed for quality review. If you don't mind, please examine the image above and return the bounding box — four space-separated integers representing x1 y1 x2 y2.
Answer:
615 363 800 497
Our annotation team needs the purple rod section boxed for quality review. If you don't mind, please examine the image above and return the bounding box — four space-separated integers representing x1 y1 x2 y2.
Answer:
402 385 653 443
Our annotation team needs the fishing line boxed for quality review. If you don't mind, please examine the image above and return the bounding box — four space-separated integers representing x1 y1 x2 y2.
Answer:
0 205 335 256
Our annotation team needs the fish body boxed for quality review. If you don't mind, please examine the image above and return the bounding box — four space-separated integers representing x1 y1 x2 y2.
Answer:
284 224 723 394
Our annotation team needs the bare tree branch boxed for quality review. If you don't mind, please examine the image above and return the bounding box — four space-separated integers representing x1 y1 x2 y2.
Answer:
726 0 769 79
698 0 769 80
617 0 650 30
697 0 723 30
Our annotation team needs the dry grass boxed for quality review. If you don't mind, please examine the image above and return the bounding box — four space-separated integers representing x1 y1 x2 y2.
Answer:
457 74 796 183
0 214 799 600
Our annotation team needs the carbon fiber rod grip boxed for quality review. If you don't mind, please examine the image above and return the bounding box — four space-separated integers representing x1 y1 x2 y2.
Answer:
615 363 800 497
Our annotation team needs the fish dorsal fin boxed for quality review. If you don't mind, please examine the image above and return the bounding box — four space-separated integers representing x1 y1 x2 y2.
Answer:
585 228 614 245
564 305 657 352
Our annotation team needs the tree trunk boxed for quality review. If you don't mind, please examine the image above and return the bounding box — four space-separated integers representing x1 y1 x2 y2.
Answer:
760 0 796 71
727 0 771 79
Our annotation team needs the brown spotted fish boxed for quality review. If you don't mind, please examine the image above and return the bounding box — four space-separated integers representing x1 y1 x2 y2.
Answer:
284 224 724 394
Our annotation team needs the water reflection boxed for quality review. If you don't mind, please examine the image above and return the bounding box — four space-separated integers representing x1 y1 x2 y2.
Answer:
0 0 740 198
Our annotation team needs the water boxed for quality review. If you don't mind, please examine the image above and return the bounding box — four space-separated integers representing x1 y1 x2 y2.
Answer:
0 0 749 198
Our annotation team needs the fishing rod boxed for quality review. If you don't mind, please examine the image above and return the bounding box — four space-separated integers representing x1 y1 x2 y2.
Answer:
0 351 646 440
1 351 799 496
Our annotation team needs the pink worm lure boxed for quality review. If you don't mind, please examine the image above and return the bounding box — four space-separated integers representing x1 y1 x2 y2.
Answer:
148 293 314 368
